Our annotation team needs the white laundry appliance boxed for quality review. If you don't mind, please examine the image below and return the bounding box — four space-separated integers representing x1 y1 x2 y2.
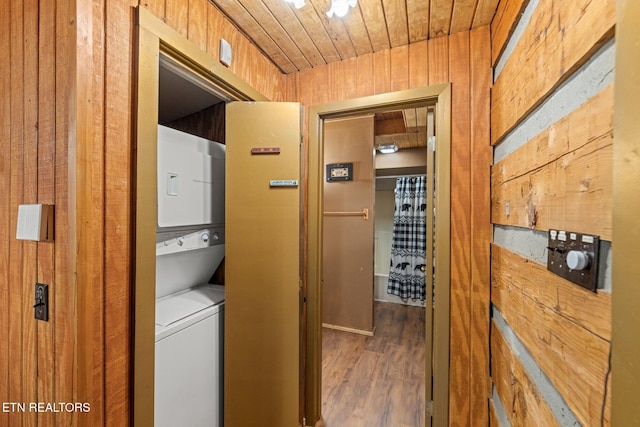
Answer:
154 125 226 427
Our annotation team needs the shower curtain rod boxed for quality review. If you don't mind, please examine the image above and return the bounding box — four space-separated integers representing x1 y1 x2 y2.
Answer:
375 174 426 179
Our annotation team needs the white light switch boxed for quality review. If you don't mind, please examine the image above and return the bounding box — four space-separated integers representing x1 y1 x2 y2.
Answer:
16 204 54 242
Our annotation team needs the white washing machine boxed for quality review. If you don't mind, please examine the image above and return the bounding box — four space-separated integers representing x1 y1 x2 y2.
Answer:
154 229 226 427
155 284 225 427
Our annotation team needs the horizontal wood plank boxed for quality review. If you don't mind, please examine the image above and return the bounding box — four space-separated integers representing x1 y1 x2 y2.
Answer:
491 0 615 144
490 0 527 66
493 85 614 186
492 244 612 425
492 244 612 341
491 135 612 240
491 322 560 427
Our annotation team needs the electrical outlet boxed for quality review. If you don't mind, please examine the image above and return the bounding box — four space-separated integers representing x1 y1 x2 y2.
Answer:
34 283 49 321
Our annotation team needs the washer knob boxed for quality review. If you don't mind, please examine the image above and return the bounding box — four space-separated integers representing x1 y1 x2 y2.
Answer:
566 250 589 270
177 236 185 246
201 232 210 243
212 232 220 241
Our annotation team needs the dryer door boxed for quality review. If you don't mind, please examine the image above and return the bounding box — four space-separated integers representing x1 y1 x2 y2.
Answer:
225 101 301 427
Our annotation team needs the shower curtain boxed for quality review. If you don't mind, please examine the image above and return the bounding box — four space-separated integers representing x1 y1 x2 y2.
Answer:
387 176 427 302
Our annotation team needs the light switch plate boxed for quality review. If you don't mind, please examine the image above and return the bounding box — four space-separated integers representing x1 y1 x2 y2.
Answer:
16 204 54 242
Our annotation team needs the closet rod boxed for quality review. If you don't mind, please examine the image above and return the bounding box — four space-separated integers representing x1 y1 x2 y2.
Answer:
375 173 426 179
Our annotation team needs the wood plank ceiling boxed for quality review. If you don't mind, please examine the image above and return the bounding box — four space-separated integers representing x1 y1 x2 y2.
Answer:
209 0 499 74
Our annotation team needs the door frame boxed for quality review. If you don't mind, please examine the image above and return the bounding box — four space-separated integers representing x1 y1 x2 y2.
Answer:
306 85 452 426
133 7 269 425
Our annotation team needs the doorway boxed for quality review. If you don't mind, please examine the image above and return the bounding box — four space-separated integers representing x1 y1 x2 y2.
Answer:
306 85 452 426
321 108 432 426
134 8 302 426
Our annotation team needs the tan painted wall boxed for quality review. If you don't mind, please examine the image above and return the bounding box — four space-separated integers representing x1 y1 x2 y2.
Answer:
322 115 375 334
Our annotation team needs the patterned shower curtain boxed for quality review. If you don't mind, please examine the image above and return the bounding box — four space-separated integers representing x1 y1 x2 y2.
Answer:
387 176 427 302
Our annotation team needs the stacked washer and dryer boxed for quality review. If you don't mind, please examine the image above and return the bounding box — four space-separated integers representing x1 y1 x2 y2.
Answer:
154 125 226 427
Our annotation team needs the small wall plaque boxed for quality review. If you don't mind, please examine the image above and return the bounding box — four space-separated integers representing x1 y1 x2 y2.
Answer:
270 180 299 187
251 147 281 155
326 163 353 182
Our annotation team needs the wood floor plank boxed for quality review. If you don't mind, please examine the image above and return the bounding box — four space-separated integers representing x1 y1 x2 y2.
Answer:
322 301 426 426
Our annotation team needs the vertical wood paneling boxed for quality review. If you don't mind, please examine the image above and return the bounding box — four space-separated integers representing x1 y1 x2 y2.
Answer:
390 44 409 92
0 1 11 425
342 57 358 100
373 50 391 94
469 25 492 426
36 2 56 423
23 2 39 424
357 53 375 97
104 1 137 425
9 3 26 425
141 0 165 21
165 0 188 37
428 36 449 85
408 40 428 88
448 30 472 427
327 62 342 103
313 67 330 105
284 71 299 102
188 0 208 51
76 1 106 424
206 4 225 63
54 0 76 424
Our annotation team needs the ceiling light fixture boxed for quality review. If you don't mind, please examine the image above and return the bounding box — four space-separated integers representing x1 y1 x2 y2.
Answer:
378 143 398 154
326 0 357 18
285 0 306 9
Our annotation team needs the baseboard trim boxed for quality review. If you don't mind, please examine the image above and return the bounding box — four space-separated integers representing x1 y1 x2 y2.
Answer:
322 323 375 336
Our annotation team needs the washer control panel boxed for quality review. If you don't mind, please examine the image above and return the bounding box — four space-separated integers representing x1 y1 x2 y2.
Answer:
156 228 224 256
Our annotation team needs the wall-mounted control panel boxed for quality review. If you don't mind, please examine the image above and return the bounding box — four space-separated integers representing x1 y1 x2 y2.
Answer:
547 229 599 292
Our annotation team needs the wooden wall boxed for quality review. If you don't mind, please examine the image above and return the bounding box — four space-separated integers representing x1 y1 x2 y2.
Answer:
285 27 493 426
0 1 284 426
490 0 615 425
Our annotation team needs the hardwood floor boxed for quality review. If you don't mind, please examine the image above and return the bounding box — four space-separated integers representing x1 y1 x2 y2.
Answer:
322 301 426 427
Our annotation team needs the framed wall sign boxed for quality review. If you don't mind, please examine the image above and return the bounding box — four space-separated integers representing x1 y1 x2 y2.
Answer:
326 163 353 182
